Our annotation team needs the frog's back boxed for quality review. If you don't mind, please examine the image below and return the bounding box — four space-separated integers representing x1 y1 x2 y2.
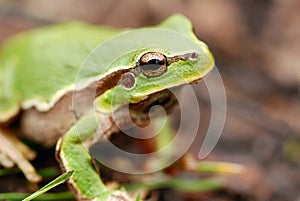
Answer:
0 22 122 121
0 14 201 123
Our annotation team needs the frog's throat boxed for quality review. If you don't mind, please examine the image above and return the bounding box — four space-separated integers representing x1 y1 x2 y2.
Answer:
109 89 178 130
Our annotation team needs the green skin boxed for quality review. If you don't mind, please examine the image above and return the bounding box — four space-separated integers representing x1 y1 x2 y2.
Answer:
0 14 214 200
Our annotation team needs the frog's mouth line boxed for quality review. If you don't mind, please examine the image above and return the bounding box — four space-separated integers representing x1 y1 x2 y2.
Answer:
130 88 178 114
123 71 206 122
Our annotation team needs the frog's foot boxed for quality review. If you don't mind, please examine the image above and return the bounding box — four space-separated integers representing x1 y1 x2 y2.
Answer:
91 191 133 201
0 128 42 183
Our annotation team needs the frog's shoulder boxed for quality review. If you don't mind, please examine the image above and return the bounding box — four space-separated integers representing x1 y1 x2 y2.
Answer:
0 61 19 122
0 21 122 121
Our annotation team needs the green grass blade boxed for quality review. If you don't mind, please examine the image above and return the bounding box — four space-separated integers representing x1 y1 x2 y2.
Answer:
126 178 222 192
22 170 73 201
0 192 74 200
0 167 20 176
193 161 245 174
0 167 59 178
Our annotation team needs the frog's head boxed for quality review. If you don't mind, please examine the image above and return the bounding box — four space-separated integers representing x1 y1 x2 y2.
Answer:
94 14 215 114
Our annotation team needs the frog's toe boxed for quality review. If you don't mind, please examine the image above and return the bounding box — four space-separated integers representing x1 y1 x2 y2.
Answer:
92 191 133 201
107 191 133 201
0 152 14 168
0 128 42 183
6 132 37 160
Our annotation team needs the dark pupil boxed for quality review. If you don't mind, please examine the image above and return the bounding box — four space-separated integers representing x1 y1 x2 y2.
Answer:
142 59 164 71
148 58 163 65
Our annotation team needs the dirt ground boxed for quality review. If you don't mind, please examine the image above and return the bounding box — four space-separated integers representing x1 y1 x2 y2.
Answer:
0 1 299 201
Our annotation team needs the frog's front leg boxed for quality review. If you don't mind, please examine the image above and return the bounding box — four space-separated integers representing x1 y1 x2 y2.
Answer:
0 128 41 182
56 113 132 201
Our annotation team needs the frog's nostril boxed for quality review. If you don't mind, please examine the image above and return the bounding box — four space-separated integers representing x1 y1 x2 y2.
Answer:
190 52 199 59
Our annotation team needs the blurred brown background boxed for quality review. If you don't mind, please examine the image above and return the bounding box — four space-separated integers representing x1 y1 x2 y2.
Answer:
0 0 299 201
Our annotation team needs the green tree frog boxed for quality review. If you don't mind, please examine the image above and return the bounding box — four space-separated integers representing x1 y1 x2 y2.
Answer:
0 14 214 200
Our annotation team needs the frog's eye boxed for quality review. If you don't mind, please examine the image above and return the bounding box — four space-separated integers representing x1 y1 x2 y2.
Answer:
138 52 167 78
